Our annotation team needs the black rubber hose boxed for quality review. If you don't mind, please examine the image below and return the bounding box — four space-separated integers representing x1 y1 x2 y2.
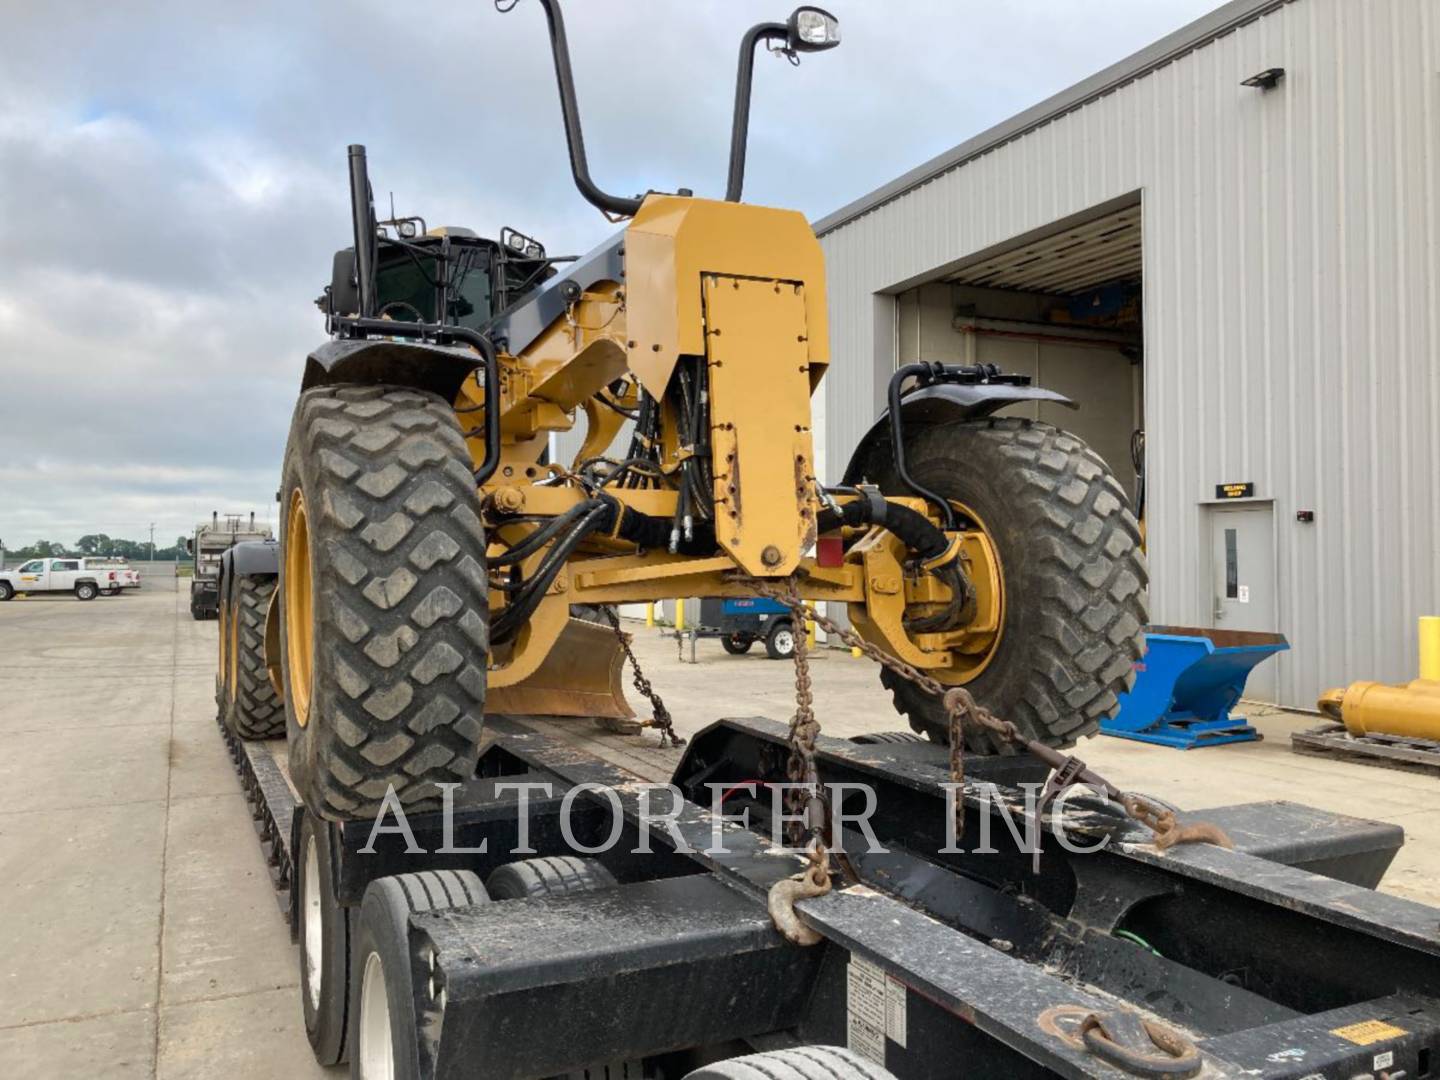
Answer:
490 499 717 645
490 501 597 566
816 496 949 562
491 503 610 644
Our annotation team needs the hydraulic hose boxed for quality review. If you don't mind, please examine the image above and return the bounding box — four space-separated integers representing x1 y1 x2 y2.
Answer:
489 498 718 645
817 493 971 634
816 494 949 563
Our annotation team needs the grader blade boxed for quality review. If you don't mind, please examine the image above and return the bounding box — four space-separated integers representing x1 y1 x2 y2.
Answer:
485 616 634 720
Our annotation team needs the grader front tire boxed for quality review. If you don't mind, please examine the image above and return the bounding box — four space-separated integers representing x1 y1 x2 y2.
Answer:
877 418 1147 753
278 385 489 821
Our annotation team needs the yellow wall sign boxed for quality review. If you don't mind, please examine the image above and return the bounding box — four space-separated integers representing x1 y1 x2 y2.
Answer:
1330 1019 1407 1045
1216 482 1256 499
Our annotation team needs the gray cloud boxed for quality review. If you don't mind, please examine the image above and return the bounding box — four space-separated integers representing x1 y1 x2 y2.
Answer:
0 0 1220 548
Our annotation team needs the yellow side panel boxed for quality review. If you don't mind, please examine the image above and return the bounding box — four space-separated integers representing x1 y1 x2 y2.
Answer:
625 195 829 400
704 275 818 576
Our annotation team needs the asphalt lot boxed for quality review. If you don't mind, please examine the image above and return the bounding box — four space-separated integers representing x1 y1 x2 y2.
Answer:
1 582 1437 1078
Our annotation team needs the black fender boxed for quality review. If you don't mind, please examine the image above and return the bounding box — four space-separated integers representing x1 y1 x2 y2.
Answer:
301 338 481 400
840 382 1076 486
218 540 279 612
229 539 280 578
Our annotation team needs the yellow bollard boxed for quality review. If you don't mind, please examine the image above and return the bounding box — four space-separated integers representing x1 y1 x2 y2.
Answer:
676 599 685 632
645 602 655 628
1420 616 1440 681
806 615 816 650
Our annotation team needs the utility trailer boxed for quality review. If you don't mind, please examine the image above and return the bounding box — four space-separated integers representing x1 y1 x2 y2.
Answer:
220 710 1440 1080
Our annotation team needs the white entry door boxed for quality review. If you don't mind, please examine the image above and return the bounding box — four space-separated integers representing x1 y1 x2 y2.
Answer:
1208 505 1279 701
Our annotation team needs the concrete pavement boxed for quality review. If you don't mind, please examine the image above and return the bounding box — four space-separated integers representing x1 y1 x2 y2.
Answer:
0 583 329 1079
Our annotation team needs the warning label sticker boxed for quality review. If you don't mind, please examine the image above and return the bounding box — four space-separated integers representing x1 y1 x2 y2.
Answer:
847 955 908 1064
1330 1019 1407 1045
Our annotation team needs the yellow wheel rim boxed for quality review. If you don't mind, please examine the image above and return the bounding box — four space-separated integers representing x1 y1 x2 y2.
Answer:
228 600 240 704
285 489 315 728
936 499 1004 685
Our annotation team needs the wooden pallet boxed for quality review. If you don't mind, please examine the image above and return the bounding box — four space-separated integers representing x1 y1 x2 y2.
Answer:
1291 721 1440 775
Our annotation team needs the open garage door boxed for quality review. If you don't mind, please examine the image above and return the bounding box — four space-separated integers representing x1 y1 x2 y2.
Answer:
895 200 1144 508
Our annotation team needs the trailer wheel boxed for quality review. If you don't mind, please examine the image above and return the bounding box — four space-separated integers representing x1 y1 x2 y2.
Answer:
279 384 489 821
684 1046 897 1080
849 731 923 745
222 576 283 740
350 870 489 1080
299 811 350 1067
485 856 617 900
721 633 755 655
764 619 796 660
873 418 1147 753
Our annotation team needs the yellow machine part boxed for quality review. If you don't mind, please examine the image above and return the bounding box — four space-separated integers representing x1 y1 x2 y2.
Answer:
702 274 818 576
1317 617 1440 740
484 616 633 720
458 194 836 717
624 195 829 400
1319 679 1440 741
263 587 285 702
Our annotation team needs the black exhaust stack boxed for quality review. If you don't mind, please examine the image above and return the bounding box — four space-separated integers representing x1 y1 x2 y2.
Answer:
348 144 378 318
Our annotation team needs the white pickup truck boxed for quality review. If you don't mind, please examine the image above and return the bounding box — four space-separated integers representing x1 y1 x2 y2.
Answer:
0 557 132 601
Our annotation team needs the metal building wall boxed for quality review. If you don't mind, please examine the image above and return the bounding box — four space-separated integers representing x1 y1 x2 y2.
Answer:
818 0 1440 708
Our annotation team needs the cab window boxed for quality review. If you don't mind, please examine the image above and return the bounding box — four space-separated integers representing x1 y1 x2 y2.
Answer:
52 560 80 571
449 251 492 328
19 560 43 573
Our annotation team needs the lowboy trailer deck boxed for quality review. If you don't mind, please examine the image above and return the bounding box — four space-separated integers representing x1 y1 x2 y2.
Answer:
220 711 1440 1080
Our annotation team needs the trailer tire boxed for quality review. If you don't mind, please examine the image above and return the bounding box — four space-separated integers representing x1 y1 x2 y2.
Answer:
224 576 284 740
764 619 796 660
485 855 617 900
849 731 924 745
299 811 351 1067
350 870 489 1080
721 633 755 655
874 418 1147 753
684 1046 898 1080
75 581 98 601
279 384 489 821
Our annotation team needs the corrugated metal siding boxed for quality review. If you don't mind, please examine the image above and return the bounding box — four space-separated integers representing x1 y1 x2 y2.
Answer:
818 0 1440 708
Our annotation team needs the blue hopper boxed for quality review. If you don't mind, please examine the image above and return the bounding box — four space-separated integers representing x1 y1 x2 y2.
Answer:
1105 626 1290 749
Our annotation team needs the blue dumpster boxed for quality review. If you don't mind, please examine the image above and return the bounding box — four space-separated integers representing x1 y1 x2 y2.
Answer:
1104 626 1290 749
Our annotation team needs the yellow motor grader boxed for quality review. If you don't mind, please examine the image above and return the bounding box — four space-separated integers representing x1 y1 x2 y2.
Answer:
243 0 1145 821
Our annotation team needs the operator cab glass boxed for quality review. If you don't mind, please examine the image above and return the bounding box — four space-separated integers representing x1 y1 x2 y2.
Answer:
371 240 494 331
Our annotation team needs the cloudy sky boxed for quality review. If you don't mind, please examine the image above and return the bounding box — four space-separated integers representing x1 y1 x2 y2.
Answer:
0 0 1221 551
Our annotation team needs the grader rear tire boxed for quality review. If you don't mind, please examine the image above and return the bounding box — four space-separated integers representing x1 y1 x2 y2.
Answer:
875 418 1147 753
224 575 284 740
279 385 489 821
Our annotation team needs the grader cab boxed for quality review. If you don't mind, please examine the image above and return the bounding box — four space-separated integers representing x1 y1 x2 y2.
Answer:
250 0 1145 822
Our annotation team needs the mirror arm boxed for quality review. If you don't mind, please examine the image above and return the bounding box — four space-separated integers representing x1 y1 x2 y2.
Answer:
531 0 643 218
725 21 787 203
